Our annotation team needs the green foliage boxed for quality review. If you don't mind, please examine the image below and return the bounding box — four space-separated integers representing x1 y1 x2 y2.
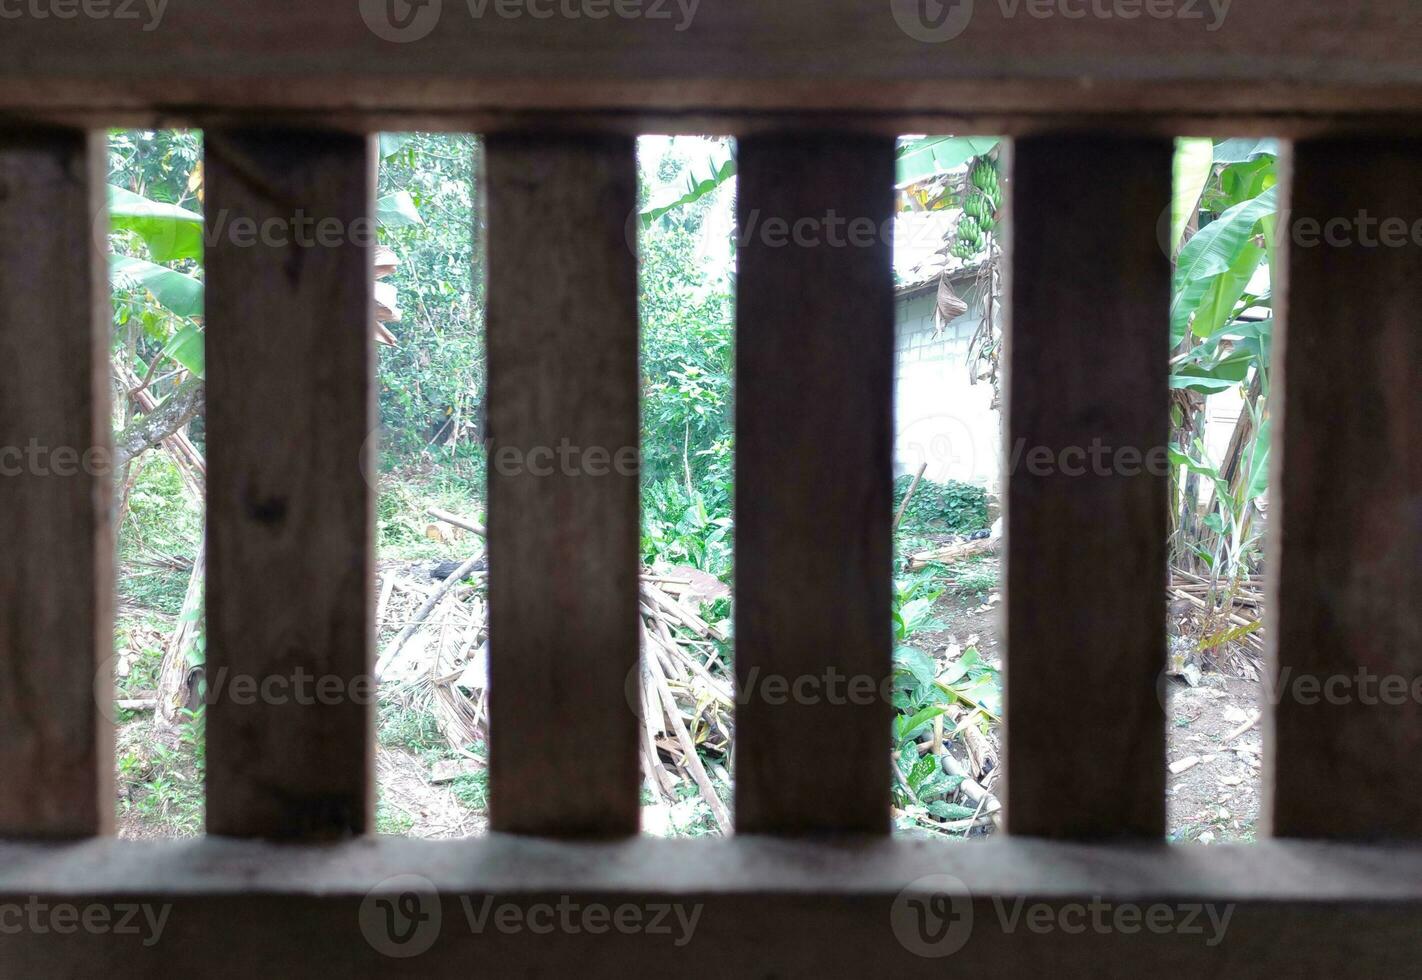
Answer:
1169 140 1279 575
378 703 447 758
639 140 735 578
450 771 490 812
374 133 484 457
117 709 205 836
893 476 989 534
891 642 1001 825
892 571 945 643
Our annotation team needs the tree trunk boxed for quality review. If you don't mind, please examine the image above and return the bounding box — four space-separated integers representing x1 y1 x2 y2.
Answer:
155 538 205 731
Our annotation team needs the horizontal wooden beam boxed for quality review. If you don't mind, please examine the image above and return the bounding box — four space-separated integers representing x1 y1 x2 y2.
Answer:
0 2 1421 122
2 838 1422 974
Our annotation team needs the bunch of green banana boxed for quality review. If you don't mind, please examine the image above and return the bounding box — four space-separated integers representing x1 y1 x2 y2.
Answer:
952 157 1002 260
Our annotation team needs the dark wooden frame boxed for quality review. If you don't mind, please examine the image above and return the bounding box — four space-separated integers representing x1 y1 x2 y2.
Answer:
3 2 1421 974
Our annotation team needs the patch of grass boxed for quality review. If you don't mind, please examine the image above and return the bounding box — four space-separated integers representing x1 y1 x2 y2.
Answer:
450 771 490 813
120 456 201 557
379 703 443 750
116 711 204 836
376 801 416 836
375 469 486 560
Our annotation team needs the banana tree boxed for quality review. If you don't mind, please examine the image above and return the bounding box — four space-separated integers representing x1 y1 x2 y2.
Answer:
106 181 421 467
1168 138 1280 589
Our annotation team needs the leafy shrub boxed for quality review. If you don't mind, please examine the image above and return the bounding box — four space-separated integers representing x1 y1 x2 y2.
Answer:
894 476 989 534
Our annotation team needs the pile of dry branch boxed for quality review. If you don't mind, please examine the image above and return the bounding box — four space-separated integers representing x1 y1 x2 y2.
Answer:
374 509 735 834
1169 567 1266 677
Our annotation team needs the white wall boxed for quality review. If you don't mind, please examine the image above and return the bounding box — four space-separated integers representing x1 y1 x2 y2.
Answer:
894 286 1251 495
893 288 1000 487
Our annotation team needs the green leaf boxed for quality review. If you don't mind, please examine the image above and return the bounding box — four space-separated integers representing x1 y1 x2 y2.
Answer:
160 323 205 378
896 705 947 742
378 133 415 160
1188 238 1265 340
918 770 965 799
1170 138 1214 258
641 149 737 227
110 255 204 319
1243 417 1271 502
927 801 978 822
1171 186 1278 342
894 646 939 690
376 191 423 228
907 754 939 794
1212 138 1279 164
107 185 205 263
896 136 1001 185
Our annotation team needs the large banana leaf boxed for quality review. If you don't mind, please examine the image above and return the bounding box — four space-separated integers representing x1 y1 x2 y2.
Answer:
107 186 205 263
376 191 423 228
640 148 737 227
1170 185 1278 344
110 255 203 320
159 323 205 378
1212 138 1280 164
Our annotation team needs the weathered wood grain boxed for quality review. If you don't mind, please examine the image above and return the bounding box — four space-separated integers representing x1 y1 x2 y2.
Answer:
2 2 1422 120
1005 134 1172 838
204 129 375 839
0 128 112 838
485 133 641 837
5 837 1422 975
735 132 896 835
1270 137 1422 839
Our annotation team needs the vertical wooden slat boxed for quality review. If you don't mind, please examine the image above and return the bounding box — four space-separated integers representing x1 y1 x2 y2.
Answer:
0 129 112 838
204 130 375 838
485 133 641 836
1271 137 1422 838
1005 134 1172 838
735 133 896 835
